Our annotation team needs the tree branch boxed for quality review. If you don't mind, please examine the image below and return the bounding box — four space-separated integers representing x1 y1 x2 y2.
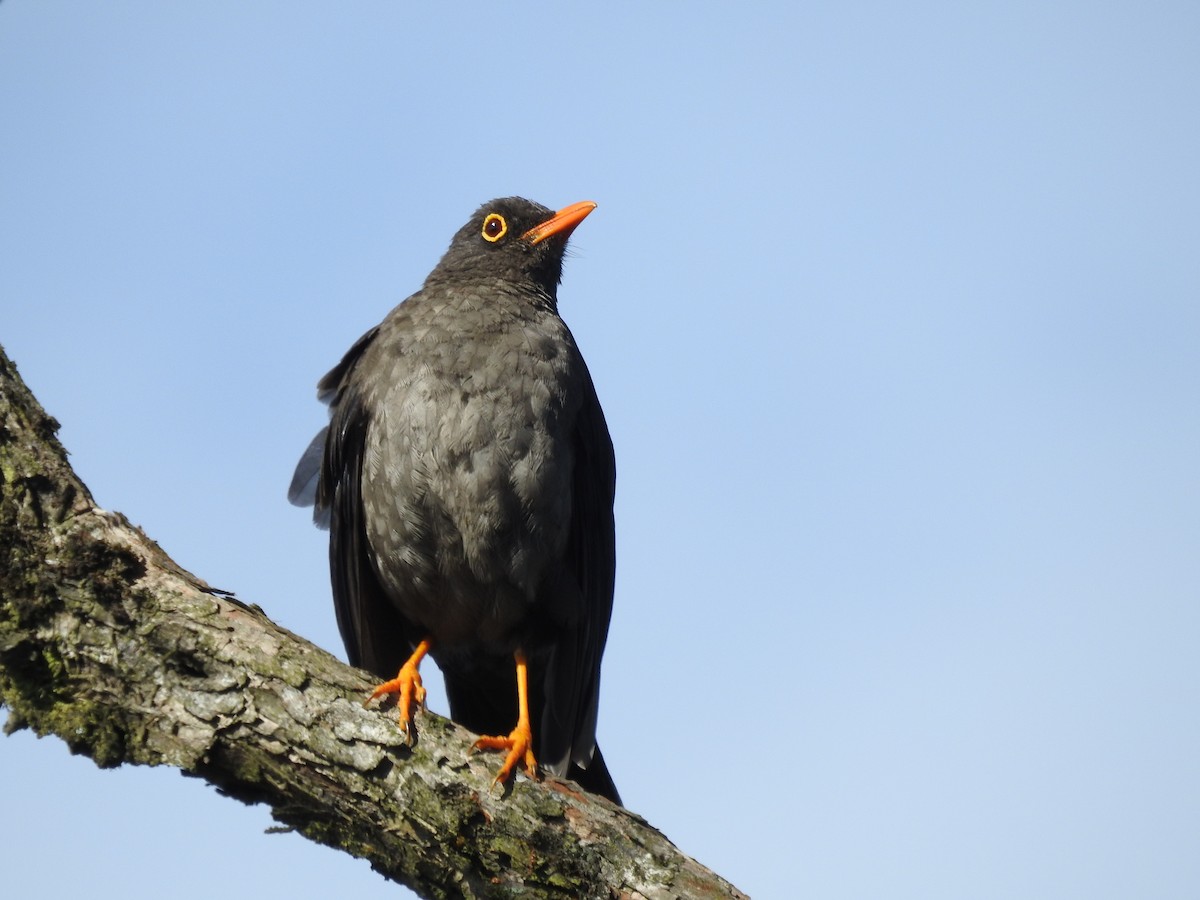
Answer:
0 344 746 900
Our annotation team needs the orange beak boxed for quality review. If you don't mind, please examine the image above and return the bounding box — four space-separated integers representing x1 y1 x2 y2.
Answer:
521 200 597 245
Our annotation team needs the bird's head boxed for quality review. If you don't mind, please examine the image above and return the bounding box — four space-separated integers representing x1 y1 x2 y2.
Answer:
425 197 596 296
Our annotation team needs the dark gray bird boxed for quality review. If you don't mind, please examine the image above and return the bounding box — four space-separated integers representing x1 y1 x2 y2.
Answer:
289 197 619 804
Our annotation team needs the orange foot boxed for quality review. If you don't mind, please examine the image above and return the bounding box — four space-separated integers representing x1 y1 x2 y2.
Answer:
470 649 539 788
364 638 431 745
472 718 538 788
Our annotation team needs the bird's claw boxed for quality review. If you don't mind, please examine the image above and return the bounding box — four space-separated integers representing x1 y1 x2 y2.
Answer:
364 663 427 745
471 723 539 788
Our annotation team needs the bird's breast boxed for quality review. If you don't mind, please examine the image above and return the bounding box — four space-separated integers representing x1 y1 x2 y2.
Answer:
358 311 581 646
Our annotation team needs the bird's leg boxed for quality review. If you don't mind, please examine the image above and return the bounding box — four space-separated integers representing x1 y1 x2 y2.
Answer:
471 649 538 788
364 638 431 745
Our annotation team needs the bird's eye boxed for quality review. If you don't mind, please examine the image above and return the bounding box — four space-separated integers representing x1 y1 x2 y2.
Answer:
481 213 508 242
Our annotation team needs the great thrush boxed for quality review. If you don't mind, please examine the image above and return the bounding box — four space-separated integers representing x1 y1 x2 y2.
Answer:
289 197 619 804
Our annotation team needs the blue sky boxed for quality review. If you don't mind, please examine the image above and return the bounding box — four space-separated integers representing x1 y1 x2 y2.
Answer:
3 3 1199 897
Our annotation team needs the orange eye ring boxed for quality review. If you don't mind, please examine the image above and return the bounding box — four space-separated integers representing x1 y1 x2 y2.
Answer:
481 213 508 242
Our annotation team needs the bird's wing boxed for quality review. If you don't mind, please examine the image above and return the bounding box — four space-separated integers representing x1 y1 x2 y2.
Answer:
297 324 417 677
286 426 328 513
541 361 617 784
288 326 381 520
316 325 381 405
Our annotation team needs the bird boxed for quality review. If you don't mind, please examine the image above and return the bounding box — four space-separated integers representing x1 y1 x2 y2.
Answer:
289 197 620 804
